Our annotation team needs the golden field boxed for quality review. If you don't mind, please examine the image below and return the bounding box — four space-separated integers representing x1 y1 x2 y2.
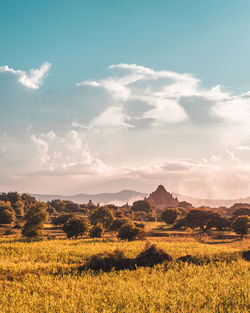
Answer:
0 237 249 313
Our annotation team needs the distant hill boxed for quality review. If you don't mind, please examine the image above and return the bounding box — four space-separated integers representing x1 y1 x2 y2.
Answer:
32 190 148 206
173 193 250 208
31 186 250 208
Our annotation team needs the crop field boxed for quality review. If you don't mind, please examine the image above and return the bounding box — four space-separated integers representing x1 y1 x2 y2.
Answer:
0 238 249 313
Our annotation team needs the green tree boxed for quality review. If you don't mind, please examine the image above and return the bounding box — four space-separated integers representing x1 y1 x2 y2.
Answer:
22 202 48 238
0 201 16 225
231 215 250 239
161 208 179 225
89 206 114 228
63 215 90 238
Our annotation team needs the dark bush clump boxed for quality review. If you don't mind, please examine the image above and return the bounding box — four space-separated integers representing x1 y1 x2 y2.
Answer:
242 250 250 261
177 254 210 265
135 244 172 267
83 250 135 272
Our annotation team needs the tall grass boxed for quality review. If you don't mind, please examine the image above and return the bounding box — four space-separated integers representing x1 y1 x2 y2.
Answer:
0 238 249 312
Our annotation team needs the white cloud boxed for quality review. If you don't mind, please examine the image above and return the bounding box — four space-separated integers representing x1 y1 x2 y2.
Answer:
0 62 51 89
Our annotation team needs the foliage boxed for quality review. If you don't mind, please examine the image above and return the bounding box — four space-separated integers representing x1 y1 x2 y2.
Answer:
131 200 151 213
161 208 179 225
118 222 145 241
185 209 221 232
173 217 187 229
0 201 16 224
109 218 129 231
231 215 250 239
232 207 250 219
83 249 135 272
89 223 104 238
63 215 90 238
89 206 114 228
51 213 74 226
12 200 25 217
22 202 48 238
135 244 172 267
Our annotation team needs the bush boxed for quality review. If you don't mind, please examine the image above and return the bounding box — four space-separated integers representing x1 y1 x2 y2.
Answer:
242 250 250 261
135 244 172 267
89 223 104 238
82 250 135 272
177 255 210 265
118 222 145 241
63 215 90 238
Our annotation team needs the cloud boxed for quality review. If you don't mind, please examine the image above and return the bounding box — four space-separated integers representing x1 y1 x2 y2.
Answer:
0 62 51 89
76 63 250 130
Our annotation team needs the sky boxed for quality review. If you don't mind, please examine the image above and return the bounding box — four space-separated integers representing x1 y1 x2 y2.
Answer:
1 0 250 199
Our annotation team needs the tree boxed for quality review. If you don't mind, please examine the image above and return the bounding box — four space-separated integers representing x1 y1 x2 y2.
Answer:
118 222 145 241
131 200 151 213
185 209 221 232
89 206 114 228
52 213 74 226
22 202 48 238
63 215 90 238
49 199 66 212
109 218 129 232
161 208 179 225
89 223 104 238
231 215 250 239
0 201 16 225
12 200 25 217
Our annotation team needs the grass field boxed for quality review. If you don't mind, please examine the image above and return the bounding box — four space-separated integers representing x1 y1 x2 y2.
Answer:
0 238 249 313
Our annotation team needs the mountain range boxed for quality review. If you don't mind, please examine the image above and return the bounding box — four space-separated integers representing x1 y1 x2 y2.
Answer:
32 187 250 208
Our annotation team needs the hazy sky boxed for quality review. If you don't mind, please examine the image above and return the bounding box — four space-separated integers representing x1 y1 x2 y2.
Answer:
1 0 250 198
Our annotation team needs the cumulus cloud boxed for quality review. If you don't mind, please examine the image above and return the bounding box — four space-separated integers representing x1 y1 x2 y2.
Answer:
0 62 51 89
76 63 250 132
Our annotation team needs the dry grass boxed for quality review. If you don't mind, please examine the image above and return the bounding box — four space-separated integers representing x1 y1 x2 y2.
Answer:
0 237 249 312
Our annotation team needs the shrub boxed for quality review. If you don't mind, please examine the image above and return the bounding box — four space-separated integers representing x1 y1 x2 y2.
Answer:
177 255 210 265
242 250 250 261
118 222 145 241
82 250 135 272
89 223 104 238
135 244 172 267
63 215 90 238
